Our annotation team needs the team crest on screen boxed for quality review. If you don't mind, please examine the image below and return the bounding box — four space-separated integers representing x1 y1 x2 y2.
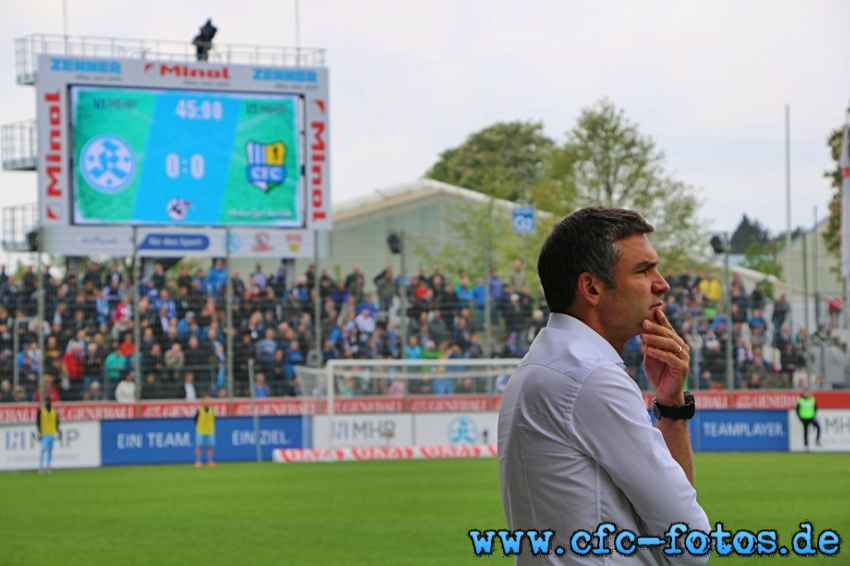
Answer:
246 140 286 192
80 135 137 194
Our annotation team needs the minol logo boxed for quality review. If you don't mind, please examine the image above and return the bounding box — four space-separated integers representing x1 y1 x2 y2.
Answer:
158 64 230 79
252 68 317 83
50 58 121 74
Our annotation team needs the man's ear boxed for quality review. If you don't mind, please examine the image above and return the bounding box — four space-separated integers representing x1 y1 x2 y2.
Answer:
575 272 602 307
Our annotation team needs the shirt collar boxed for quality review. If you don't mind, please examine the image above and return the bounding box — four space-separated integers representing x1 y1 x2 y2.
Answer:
546 312 627 369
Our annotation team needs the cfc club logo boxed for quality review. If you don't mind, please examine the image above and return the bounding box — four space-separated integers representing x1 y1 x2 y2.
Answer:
80 135 136 194
246 140 286 192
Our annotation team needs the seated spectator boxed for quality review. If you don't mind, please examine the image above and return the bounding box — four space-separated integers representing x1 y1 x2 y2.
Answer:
83 380 104 402
115 372 136 403
12 385 27 403
0 378 13 402
183 372 197 401
33 375 61 403
254 372 270 398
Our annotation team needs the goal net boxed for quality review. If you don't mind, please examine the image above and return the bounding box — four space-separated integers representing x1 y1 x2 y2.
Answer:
287 358 522 460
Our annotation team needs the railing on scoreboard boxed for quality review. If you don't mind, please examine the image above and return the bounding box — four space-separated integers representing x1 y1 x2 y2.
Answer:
15 34 327 85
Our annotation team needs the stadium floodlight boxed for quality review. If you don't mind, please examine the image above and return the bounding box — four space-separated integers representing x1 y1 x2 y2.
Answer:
192 18 218 61
710 234 727 255
386 232 403 254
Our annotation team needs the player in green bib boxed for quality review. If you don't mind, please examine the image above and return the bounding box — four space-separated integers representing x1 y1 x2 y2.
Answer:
796 387 821 450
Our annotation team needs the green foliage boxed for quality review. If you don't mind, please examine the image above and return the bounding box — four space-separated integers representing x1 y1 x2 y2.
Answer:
730 214 771 254
823 126 843 264
530 99 707 268
425 121 555 201
412 197 543 293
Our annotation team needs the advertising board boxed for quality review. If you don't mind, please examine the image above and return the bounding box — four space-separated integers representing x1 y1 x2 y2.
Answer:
788 409 850 452
101 416 304 465
690 410 788 452
0 421 101 471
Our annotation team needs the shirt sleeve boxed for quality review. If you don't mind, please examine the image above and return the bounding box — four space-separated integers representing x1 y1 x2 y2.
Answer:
572 364 710 566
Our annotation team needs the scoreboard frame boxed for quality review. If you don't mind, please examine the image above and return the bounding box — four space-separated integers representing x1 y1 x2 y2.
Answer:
36 55 329 258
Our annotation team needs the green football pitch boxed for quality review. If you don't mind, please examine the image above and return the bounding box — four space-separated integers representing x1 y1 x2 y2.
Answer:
1 453 847 565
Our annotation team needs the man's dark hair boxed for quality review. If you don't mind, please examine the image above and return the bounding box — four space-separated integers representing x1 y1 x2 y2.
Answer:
538 206 654 314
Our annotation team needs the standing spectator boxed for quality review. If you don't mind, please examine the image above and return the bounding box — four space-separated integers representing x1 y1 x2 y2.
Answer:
749 282 766 314
37 397 60 473
829 297 843 329
796 387 822 450
507 259 526 292
489 268 504 323
61 342 86 394
194 396 216 467
205 259 227 296
373 266 395 314
771 293 790 340
698 273 722 310
164 343 185 384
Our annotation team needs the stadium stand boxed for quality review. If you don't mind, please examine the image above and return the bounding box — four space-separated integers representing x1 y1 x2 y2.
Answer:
0 260 811 402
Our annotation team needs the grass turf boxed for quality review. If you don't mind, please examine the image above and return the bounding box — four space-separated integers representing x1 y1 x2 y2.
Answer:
0 453 847 565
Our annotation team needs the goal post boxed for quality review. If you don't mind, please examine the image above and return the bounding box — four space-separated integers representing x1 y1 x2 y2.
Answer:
289 358 522 459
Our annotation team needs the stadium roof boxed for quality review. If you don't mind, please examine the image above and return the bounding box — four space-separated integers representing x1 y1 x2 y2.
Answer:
332 177 542 223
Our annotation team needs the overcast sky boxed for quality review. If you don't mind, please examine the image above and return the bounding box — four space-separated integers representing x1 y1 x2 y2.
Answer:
1 0 848 242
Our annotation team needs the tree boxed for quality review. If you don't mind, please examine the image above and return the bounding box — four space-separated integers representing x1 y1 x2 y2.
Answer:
729 214 771 254
425 121 555 201
823 126 843 263
529 99 706 268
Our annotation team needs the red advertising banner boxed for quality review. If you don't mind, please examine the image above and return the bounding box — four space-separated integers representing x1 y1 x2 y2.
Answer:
407 395 489 413
3 391 849 422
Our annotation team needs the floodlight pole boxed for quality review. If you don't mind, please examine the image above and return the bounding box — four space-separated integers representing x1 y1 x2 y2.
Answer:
314 230 322 370
785 104 793 335
225 229 234 403
399 231 407 360
133 227 142 405
35 228 44 387
484 229 492 358
723 234 733 390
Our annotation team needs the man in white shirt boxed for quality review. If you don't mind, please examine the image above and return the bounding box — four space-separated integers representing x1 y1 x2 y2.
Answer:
499 207 709 565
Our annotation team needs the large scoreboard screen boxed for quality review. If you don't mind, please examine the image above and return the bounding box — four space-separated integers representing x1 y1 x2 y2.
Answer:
36 56 329 257
71 86 303 227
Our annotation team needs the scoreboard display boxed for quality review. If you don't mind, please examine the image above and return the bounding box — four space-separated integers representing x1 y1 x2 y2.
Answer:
36 55 329 256
71 87 302 227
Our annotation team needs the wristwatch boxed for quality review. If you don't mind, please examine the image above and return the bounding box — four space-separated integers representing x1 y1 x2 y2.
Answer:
653 391 695 421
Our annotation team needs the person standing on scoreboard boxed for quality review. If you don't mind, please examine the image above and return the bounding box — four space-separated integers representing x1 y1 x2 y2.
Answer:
36 397 60 474
498 207 709 564
194 396 216 468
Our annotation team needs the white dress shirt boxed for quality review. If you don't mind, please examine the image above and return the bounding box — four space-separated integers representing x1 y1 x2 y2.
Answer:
498 313 709 565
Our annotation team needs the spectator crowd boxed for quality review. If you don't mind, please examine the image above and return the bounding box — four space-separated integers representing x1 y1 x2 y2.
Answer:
0 259 819 404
